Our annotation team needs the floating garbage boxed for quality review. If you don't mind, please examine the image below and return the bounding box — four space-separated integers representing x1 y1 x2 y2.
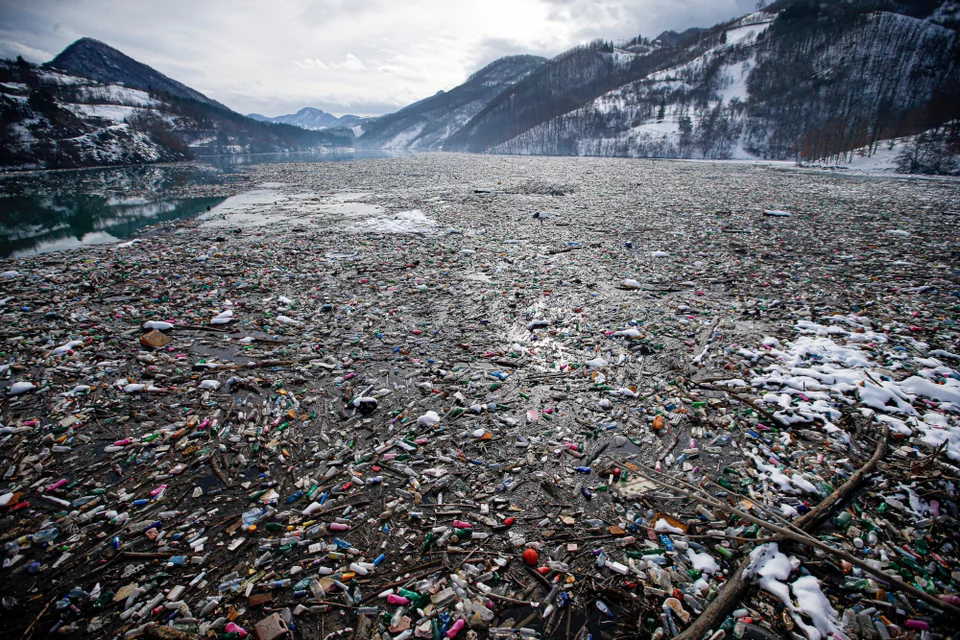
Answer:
0 154 958 640
6 381 36 396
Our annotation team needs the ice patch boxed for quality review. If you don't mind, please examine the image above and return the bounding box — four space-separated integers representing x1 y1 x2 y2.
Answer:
746 543 794 605
749 454 820 494
791 575 845 640
780 503 799 518
745 316 960 460
901 376 960 406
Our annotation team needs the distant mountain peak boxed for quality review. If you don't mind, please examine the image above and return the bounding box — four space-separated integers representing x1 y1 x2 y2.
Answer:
245 108 364 130
47 37 229 110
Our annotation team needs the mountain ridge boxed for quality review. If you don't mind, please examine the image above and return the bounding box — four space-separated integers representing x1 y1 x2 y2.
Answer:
4 1 960 173
401 0 959 173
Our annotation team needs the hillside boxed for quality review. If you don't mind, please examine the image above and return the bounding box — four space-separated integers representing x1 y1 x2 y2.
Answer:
443 31 715 153
390 0 960 172
0 42 352 170
356 55 547 150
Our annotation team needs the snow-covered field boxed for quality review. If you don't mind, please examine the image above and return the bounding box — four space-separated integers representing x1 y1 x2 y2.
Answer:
811 127 960 176
66 103 141 123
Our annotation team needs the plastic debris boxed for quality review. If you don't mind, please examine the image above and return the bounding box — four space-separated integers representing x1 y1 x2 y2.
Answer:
1 154 959 640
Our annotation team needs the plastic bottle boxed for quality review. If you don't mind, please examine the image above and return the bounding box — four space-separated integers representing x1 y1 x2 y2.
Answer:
596 600 614 618
32 528 59 544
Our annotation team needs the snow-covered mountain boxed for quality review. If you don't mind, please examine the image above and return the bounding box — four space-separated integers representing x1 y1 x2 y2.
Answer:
388 0 960 172
356 55 547 150
48 38 230 111
4 1 958 173
247 107 364 131
0 42 352 170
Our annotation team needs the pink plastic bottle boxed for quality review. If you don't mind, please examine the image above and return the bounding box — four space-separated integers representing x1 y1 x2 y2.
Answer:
446 619 465 638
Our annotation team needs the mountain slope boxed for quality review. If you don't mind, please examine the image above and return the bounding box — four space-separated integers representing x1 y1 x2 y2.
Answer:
1 47 352 171
356 55 547 150
47 38 229 111
443 30 720 153
371 0 959 172
248 107 363 130
492 4 960 162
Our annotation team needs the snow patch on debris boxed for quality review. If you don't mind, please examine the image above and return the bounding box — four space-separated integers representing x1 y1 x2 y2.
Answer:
746 544 846 640
654 518 685 535
747 315 960 460
353 209 438 234
686 549 719 574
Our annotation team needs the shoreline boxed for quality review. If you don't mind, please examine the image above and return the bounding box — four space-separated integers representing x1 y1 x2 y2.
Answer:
5 148 958 181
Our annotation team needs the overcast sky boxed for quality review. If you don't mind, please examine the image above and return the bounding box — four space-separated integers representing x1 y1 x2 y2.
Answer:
0 0 758 117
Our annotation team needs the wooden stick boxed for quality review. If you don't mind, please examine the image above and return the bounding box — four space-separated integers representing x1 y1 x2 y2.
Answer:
455 539 488 569
791 425 888 532
673 564 751 640
695 383 785 426
485 591 535 606
210 455 232 487
180 324 227 333
20 596 55 640
674 425 890 639
627 433 960 639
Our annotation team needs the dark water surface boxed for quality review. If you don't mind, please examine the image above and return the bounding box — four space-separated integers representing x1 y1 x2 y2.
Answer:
0 150 396 259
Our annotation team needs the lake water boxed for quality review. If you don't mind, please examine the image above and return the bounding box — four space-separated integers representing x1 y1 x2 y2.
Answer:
0 150 397 259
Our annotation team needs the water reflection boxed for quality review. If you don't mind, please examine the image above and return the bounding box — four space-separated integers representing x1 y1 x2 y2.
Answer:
0 150 401 259
198 148 398 168
0 163 232 259
0 193 225 258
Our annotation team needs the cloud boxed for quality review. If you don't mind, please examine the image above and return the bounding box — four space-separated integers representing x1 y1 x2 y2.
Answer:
0 0 763 117
293 58 329 70
339 54 365 72
538 0 760 42
0 33 54 62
